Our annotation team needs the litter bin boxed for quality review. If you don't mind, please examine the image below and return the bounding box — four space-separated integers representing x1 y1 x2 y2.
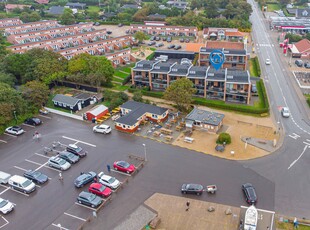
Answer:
92 118 96 123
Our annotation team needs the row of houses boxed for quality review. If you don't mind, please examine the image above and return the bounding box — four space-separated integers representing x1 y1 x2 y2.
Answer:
132 59 252 104
0 18 22 28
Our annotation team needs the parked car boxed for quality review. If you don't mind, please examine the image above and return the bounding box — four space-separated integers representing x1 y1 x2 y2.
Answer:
155 42 164 47
281 107 290 118
0 171 11 184
48 156 71 171
162 37 167 41
174 45 181 50
93 124 112 134
0 198 14 214
265 59 271 65
185 38 190 43
148 41 156 46
113 161 135 174
74 171 97 188
5 126 24 136
242 183 257 204
98 172 121 190
304 62 310 69
118 23 123 27
180 38 184 43
89 183 112 198
251 84 257 93
77 191 103 208
8 175 36 194
107 31 112 35
23 170 48 184
93 22 100 26
58 151 80 164
39 108 49 115
181 183 204 195
167 44 175 49
66 144 87 157
167 36 172 42
150 36 155 41
24 117 42 126
295 59 303 67
155 36 160 41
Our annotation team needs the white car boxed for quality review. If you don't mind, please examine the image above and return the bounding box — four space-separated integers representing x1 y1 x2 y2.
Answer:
5 126 24 136
265 59 271 65
48 156 71 171
93 124 112 134
0 198 14 214
98 172 120 190
281 107 290 118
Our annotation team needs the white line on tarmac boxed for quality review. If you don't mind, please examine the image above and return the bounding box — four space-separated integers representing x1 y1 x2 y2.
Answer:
0 188 10 195
64 212 86 221
240 205 275 214
74 202 97 211
0 140 7 143
288 145 308 170
0 216 9 229
25 159 42 166
35 161 48 171
38 115 51 119
44 165 60 172
62 136 96 147
3 133 17 138
14 166 28 171
34 152 50 159
110 169 132 176
303 142 310 146
51 223 69 230
0 184 30 197
22 123 35 128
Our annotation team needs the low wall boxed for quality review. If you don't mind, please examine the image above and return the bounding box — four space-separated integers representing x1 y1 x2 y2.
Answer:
46 107 83 121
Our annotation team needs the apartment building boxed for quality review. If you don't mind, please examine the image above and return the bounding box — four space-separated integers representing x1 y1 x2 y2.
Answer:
9 29 107 53
0 18 22 28
199 41 247 70
132 60 251 104
203 28 245 42
130 21 198 37
3 20 60 36
7 22 94 44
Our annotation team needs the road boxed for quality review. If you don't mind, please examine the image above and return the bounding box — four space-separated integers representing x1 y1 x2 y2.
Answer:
247 0 310 218
0 115 274 230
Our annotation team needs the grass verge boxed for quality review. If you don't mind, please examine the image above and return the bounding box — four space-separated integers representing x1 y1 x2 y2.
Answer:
249 58 259 77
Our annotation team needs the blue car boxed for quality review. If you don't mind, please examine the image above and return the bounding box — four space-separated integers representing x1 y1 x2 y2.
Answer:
74 172 97 188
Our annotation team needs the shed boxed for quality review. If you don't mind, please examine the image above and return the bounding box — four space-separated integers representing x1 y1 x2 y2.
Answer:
85 105 108 121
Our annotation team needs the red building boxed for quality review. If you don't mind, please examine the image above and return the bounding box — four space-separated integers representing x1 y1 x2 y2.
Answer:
86 105 109 121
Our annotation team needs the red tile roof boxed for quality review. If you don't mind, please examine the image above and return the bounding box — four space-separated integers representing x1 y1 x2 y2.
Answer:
225 31 244 37
206 41 244 50
186 43 205 52
294 39 310 53
5 4 31 10
35 0 49 4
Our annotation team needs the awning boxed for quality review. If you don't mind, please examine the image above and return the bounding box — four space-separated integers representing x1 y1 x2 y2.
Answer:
186 120 194 128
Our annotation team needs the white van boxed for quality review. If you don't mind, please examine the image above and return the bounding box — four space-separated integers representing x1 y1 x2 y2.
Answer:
0 171 11 184
8 175 36 194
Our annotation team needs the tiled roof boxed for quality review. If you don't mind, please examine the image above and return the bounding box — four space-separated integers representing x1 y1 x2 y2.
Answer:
35 0 49 4
206 41 244 50
294 39 310 53
169 63 191 76
186 108 224 126
206 68 226 81
150 62 173 73
52 94 80 106
226 69 250 83
186 43 205 52
225 31 244 37
6 4 31 10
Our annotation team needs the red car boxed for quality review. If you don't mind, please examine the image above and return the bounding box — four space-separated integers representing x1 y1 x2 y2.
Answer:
88 183 112 198
113 161 135 174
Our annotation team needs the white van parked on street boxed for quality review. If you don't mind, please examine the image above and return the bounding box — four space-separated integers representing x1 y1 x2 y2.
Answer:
8 175 36 194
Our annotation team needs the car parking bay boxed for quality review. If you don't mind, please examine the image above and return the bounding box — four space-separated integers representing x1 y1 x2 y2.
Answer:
0 216 9 229
48 212 87 230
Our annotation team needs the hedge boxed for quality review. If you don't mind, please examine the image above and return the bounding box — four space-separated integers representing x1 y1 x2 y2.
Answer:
256 79 269 109
146 52 155 60
254 56 261 77
307 97 310 108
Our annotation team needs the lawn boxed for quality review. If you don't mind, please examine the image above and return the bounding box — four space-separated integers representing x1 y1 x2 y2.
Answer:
112 77 124 83
114 70 130 79
111 85 130 91
267 3 281 11
249 58 259 77
87 6 101 13
277 221 310 230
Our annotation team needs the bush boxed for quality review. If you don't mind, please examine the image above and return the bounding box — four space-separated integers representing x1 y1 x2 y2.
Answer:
254 56 261 77
217 132 231 144
133 91 143 102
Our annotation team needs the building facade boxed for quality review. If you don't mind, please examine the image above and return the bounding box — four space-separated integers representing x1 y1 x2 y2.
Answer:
203 28 245 42
0 18 22 28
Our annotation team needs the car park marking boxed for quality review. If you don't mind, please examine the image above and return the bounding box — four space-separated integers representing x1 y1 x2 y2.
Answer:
289 133 300 140
25 159 42 166
288 145 308 170
62 136 96 147
0 187 10 195
3 133 17 138
22 123 35 128
74 202 97 211
0 140 7 143
64 212 86 221
0 216 9 229
34 152 50 159
51 223 69 230
38 114 51 119
14 166 28 172
0 184 29 197
110 169 132 176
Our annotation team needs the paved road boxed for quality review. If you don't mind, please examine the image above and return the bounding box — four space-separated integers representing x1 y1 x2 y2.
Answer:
247 0 310 218
0 115 274 229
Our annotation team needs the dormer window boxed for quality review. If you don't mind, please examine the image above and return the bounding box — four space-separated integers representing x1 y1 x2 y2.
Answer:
137 64 143 67
190 71 195 74
154 66 160 69
172 68 177 71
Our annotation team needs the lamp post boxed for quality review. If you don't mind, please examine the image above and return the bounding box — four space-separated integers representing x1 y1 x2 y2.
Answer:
13 110 17 124
142 143 147 162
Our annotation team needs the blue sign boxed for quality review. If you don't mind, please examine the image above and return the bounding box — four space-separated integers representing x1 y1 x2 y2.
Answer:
210 50 225 70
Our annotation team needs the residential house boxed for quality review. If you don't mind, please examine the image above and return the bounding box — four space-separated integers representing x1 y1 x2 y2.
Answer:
199 41 247 70
296 9 310 19
289 39 310 59
130 21 198 37
121 4 140 10
5 4 32 13
47 6 65 15
150 61 175 91
185 108 224 133
35 0 49 4
66 2 87 10
187 66 208 97
0 18 22 28
203 28 244 42
166 0 188 10
115 101 169 133
105 48 136 67
147 13 167 20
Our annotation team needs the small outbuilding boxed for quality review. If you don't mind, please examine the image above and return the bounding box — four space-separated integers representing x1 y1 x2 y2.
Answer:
52 94 82 112
85 105 109 121
185 108 224 133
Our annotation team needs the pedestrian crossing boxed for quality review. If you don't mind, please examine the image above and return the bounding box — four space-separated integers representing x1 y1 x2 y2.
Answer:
256 43 274 47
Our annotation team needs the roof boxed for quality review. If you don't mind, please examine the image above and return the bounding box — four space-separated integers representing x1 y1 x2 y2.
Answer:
169 63 191 76
5 4 31 10
121 4 139 9
186 43 204 52
147 13 166 19
293 39 310 53
35 0 49 4
74 92 92 100
226 69 250 83
116 101 168 126
48 6 65 15
66 2 86 7
206 41 245 50
206 68 226 81
186 108 224 126
150 62 173 73
133 60 157 71
187 66 208 79
286 8 297 14
225 31 244 37
52 94 80 106
87 105 108 116
296 9 310 18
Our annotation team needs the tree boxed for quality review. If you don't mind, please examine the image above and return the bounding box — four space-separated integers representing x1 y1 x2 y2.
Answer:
20 12 41 23
59 8 76 25
134 31 148 44
216 132 231 144
132 91 143 102
0 72 16 87
87 11 99 20
306 33 310 40
0 32 9 61
2 53 31 83
21 81 49 108
164 78 196 111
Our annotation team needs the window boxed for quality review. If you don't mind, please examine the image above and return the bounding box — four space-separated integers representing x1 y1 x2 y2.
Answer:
122 125 126 128
190 71 195 74
152 114 158 118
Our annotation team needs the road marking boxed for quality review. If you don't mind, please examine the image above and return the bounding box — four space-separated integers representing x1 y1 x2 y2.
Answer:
0 140 7 143
74 202 97 211
3 133 17 138
288 145 308 170
0 184 30 197
0 216 9 229
241 205 275 214
51 223 69 230
110 169 132 176
25 159 42 166
38 114 51 119
62 136 96 147
303 142 310 146
288 133 300 139
14 166 28 171
34 152 50 159
64 212 86 221
44 165 61 172
35 161 48 171
0 188 10 195
22 123 35 128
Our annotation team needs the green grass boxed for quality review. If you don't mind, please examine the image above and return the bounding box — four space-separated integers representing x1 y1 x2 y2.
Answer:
120 67 132 73
112 77 124 83
114 71 130 79
277 221 310 230
87 6 101 13
102 100 111 107
249 58 259 77
111 85 130 91
266 3 281 12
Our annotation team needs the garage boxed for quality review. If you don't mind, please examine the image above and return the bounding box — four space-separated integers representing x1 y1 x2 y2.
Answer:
85 105 109 121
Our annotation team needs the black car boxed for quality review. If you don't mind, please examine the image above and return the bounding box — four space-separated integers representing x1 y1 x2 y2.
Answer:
58 151 80 164
174 45 181 50
185 38 190 43
66 144 87 158
23 170 48 184
24 117 42 126
74 171 97 188
162 37 167 41
148 41 156 46
304 62 310 69
77 191 103 208
181 183 204 195
107 31 112 35
242 183 257 204
167 44 175 49
155 36 160 41
295 60 303 67
180 38 184 43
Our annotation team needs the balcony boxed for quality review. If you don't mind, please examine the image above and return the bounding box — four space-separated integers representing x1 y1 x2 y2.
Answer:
206 86 224 92
226 89 248 95
152 78 168 84
206 92 224 100
134 75 149 83
225 59 245 64
194 84 204 89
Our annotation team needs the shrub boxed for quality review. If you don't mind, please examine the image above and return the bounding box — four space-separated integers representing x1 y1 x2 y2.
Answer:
254 56 261 77
217 132 231 144
132 91 143 102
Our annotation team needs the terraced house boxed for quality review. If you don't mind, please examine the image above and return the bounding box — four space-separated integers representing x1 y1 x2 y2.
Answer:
0 18 22 28
132 60 252 104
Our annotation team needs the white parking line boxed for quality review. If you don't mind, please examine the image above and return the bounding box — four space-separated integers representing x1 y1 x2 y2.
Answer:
38 114 51 119
25 159 42 166
3 133 17 138
44 165 60 172
0 188 10 195
51 223 69 230
22 123 35 128
288 145 308 170
14 166 28 171
35 162 48 171
110 169 132 177
62 136 96 147
0 140 7 143
0 184 29 197
34 152 50 159
64 212 86 221
74 202 97 211
0 216 9 229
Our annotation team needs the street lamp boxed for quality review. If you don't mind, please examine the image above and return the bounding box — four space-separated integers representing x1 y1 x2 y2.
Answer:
142 143 147 162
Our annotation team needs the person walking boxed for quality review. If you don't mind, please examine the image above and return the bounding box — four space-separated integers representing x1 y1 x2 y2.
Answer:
186 201 190 211
59 172 63 181
107 164 111 173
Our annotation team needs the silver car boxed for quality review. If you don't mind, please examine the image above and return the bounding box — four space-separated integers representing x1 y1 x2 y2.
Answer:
281 107 290 118
98 172 121 190
48 156 71 171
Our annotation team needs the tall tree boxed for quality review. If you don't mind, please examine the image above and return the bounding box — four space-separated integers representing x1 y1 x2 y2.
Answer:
21 81 49 108
87 56 114 87
164 78 196 111
0 72 16 87
134 31 147 44
59 8 76 25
